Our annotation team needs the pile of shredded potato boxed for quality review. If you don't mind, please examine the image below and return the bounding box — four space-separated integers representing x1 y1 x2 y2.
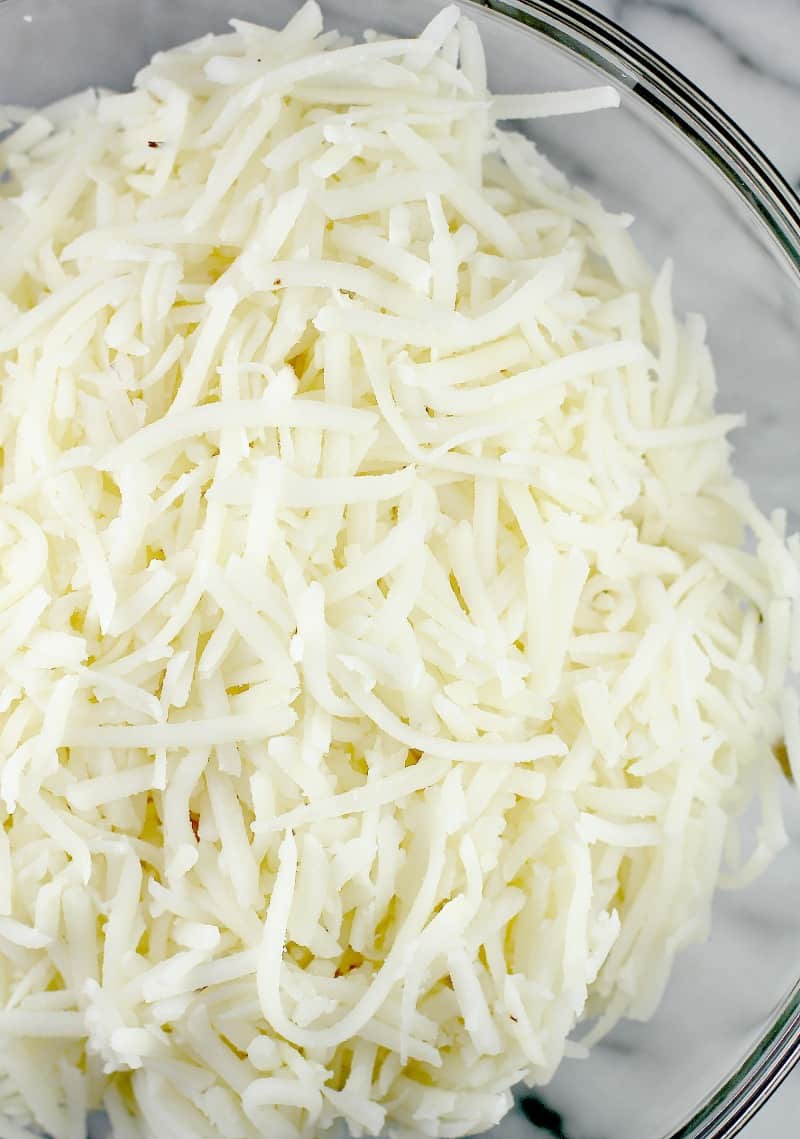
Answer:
0 5 798 1137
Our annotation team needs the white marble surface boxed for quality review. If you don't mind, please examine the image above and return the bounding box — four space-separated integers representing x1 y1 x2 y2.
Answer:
567 6 800 1135
588 0 800 191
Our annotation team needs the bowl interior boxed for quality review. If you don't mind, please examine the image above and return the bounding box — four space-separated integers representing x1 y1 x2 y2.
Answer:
1 1 799 1137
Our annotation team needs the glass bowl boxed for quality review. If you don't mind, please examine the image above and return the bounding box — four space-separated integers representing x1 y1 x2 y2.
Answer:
1 1 799 1137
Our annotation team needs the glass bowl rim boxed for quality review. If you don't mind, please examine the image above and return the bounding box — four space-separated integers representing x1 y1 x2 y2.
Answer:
0 0 798 1136
474 2 800 1137
478 0 800 282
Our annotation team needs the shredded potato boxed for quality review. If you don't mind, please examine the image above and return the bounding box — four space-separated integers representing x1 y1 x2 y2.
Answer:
0 4 798 1137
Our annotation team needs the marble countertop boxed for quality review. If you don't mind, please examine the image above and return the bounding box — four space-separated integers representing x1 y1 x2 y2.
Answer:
588 0 800 194
577 8 800 1135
